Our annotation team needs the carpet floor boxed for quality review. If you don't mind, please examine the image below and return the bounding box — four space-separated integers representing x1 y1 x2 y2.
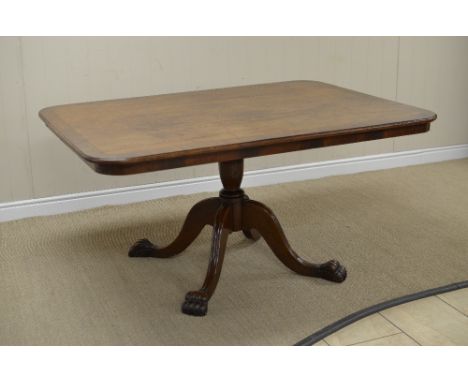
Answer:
1 159 468 345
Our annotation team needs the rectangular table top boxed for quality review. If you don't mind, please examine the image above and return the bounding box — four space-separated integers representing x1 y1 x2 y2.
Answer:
39 81 436 175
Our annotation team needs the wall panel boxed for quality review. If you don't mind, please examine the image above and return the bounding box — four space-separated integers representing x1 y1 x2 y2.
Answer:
0 37 466 203
0 37 33 202
395 37 468 151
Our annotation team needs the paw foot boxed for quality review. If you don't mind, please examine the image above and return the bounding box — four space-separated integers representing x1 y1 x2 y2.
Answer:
319 259 347 283
128 238 159 257
181 292 208 316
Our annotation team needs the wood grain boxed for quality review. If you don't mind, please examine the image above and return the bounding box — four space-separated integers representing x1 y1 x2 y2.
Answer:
39 80 436 175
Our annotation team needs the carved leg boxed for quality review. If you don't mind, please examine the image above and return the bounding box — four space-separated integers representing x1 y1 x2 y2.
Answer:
128 197 221 258
242 195 261 241
182 206 231 316
242 199 347 282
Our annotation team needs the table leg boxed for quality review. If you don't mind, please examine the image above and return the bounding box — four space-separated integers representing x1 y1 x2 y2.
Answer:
241 195 261 241
242 199 347 282
181 205 231 316
128 158 347 316
128 197 221 258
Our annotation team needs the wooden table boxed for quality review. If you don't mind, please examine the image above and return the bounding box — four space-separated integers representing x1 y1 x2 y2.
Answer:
39 81 437 316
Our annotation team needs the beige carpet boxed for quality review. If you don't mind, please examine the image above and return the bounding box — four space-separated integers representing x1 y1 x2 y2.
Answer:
1 159 468 345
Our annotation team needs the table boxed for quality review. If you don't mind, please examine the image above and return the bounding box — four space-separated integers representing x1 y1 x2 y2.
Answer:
39 81 437 316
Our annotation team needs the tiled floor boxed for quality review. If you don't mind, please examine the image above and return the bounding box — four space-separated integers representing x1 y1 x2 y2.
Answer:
314 287 468 346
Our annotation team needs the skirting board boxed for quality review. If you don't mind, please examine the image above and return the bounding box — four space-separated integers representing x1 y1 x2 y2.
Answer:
1 144 468 223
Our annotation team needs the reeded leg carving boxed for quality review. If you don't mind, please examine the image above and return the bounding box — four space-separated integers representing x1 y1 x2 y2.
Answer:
182 206 231 316
242 199 347 283
128 197 221 258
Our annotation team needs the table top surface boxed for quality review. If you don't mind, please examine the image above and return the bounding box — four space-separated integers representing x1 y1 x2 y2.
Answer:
39 81 436 175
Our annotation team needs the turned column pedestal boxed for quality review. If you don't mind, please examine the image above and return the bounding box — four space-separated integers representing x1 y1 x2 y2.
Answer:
128 159 347 316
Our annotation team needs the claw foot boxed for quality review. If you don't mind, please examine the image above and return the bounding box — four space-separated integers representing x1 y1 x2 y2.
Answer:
319 260 347 283
181 292 208 316
128 238 159 257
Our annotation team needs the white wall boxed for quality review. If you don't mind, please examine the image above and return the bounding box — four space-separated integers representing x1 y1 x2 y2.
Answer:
1 37 467 203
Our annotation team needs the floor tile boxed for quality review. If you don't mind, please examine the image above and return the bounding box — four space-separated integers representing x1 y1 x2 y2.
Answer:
324 313 400 346
354 333 419 346
313 340 328 346
381 296 468 345
438 288 468 316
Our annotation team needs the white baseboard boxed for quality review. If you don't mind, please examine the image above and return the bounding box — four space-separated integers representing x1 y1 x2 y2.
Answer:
1 144 468 223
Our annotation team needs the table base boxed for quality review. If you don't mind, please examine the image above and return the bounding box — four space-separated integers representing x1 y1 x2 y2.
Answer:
128 159 347 316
